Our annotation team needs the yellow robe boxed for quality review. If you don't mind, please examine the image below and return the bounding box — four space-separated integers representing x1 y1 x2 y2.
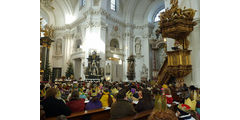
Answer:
100 92 115 107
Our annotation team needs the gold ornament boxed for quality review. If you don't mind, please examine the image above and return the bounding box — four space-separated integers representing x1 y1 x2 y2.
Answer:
156 0 197 50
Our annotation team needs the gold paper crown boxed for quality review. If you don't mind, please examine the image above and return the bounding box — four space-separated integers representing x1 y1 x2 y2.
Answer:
162 84 168 88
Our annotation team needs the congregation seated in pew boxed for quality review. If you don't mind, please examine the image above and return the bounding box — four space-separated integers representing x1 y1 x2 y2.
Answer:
40 80 200 120
66 90 85 113
41 88 72 118
135 89 154 113
85 93 102 110
110 88 137 120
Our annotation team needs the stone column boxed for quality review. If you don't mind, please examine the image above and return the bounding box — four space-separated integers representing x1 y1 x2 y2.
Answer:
63 32 74 75
123 26 134 81
100 24 107 64
142 31 151 81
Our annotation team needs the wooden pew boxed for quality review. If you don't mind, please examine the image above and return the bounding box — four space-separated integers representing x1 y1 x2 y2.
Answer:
117 109 153 120
46 108 110 120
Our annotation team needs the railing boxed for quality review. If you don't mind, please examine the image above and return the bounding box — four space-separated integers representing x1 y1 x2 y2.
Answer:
157 49 192 86
157 57 171 85
109 47 123 55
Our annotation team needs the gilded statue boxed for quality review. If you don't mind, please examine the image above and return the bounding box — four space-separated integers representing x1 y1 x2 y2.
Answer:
157 0 197 50
44 25 55 39
170 0 178 6
182 7 196 19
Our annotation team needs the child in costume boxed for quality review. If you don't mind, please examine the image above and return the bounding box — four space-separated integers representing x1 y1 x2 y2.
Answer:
184 86 197 111
176 104 196 120
85 92 102 110
162 85 174 104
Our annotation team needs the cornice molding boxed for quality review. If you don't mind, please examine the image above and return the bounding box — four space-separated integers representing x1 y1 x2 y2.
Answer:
53 8 157 31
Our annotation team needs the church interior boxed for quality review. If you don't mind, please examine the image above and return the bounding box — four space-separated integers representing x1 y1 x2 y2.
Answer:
40 0 200 119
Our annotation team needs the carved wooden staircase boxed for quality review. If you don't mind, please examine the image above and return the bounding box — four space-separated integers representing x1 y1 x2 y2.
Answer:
157 57 171 85
157 50 192 87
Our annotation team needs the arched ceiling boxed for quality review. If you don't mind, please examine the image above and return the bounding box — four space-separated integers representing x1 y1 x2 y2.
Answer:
133 0 152 24
122 0 165 25
40 0 165 26
40 0 79 26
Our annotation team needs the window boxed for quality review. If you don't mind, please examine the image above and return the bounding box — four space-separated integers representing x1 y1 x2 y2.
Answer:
154 9 165 22
41 17 47 28
110 0 116 11
40 16 47 37
79 0 86 10
82 0 86 6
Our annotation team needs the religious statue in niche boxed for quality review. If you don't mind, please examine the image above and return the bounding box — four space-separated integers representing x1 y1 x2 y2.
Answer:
92 67 97 76
84 51 104 79
110 26 121 38
135 38 142 58
55 40 62 55
127 55 135 81
128 61 134 73
101 68 104 76
114 26 118 31
106 63 110 75
141 64 148 81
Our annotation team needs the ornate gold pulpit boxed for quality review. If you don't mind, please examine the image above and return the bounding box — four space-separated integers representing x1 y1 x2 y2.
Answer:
167 50 192 87
156 0 197 87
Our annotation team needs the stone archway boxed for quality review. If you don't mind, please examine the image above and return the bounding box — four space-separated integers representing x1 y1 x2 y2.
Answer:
110 39 119 49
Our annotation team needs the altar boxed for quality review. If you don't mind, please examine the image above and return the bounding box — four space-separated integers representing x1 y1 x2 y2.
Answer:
84 51 104 80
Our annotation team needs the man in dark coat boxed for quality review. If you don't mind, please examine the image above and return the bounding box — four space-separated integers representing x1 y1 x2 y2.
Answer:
110 89 136 120
41 88 72 118
135 89 154 112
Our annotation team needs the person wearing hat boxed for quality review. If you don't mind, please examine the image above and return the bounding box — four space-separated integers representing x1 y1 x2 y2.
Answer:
162 87 173 104
85 92 102 110
111 86 119 96
176 104 196 120
100 88 114 107
184 86 197 111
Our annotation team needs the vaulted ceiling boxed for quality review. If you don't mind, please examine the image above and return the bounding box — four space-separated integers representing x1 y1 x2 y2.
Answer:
40 0 165 26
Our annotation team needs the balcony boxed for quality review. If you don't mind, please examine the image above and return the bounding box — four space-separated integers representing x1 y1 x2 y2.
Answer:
109 47 123 55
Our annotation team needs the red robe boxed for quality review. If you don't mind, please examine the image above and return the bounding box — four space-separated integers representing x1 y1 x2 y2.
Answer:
165 94 173 104
66 98 85 113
